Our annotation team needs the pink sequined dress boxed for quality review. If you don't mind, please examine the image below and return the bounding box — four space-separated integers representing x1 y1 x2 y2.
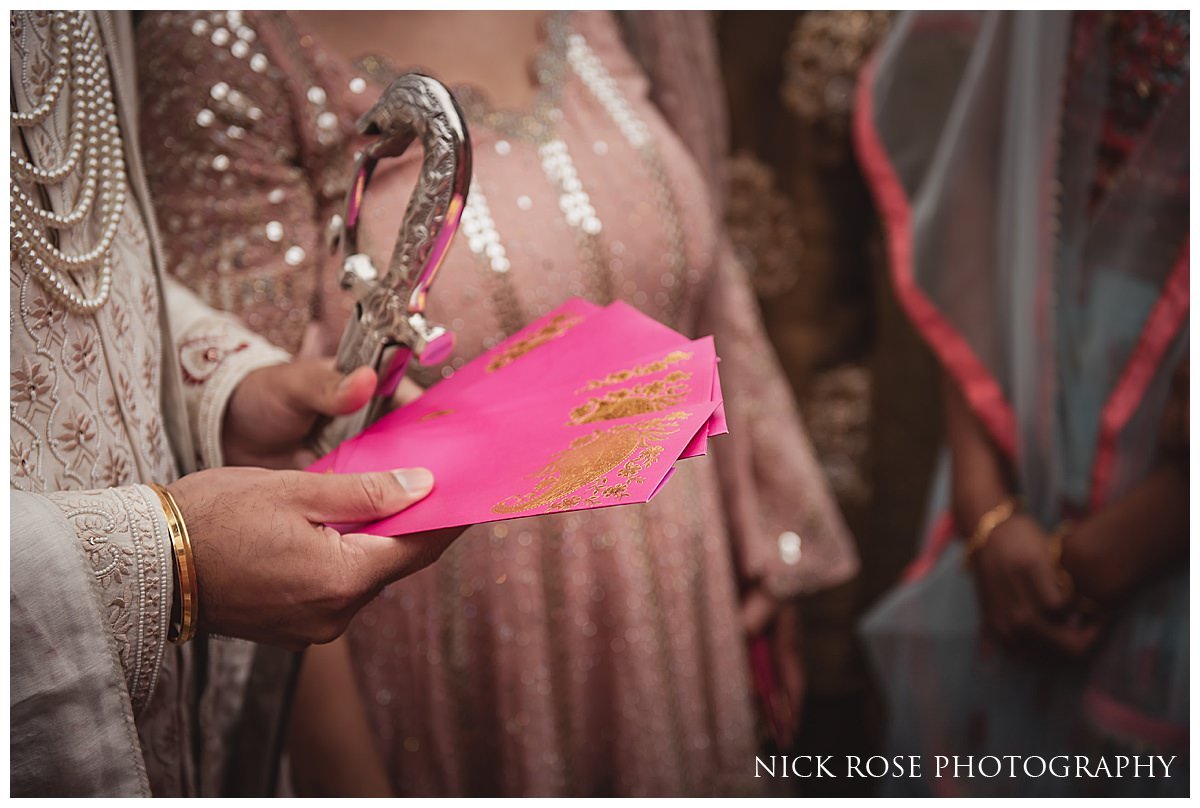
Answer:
137 11 858 796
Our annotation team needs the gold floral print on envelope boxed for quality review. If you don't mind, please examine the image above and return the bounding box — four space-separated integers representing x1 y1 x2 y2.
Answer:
567 372 693 425
576 350 693 392
493 411 690 514
486 313 584 373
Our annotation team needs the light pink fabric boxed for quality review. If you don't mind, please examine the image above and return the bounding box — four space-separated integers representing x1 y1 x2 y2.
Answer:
138 11 857 795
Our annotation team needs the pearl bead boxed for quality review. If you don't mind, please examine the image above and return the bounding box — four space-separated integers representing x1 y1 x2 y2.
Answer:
11 11 123 312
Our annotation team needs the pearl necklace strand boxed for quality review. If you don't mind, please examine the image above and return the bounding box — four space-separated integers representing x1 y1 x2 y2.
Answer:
10 11 126 314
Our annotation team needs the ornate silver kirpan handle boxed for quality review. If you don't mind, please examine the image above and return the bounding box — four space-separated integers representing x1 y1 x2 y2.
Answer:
312 73 472 455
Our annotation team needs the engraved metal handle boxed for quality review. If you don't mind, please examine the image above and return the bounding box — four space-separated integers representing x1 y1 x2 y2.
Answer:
312 74 472 455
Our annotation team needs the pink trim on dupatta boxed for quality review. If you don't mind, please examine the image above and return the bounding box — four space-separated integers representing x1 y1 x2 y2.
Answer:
1089 243 1190 509
901 512 956 583
853 56 1018 460
1083 686 1190 752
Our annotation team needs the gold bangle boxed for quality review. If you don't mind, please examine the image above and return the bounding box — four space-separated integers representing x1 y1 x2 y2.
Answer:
962 497 1020 568
150 483 199 644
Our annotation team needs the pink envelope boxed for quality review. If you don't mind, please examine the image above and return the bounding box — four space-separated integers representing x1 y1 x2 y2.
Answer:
321 301 726 473
407 300 692 419
422 296 604 398
333 336 720 473
330 402 718 536
306 298 729 536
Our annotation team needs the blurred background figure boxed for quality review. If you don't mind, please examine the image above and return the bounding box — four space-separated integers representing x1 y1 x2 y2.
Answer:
136 10 858 797
856 10 1188 796
717 11 943 795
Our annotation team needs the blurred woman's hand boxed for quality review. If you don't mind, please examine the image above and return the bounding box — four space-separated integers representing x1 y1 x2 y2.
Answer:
971 514 1101 657
742 586 805 747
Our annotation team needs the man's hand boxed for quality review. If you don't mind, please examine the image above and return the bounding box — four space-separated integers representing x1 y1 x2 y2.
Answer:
223 359 379 469
167 466 462 649
971 514 1101 656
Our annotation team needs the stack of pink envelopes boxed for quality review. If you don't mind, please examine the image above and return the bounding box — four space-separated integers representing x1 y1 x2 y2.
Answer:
309 297 727 536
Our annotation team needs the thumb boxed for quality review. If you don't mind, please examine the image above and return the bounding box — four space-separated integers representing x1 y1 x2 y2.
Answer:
299 468 435 523
283 359 377 418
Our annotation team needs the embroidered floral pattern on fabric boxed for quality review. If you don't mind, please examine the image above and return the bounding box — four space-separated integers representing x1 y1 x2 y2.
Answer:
485 313 584 373
493 411 687 513
567 372 692 425
45 486 172 714
10 9 174 497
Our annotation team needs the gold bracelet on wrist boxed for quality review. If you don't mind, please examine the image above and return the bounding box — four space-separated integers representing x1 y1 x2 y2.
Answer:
149 483 199 644
962 496 1020 569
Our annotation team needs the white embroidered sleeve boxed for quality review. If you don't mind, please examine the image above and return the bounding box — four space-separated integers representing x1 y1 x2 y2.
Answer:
163 277 291 469
43 485 175 715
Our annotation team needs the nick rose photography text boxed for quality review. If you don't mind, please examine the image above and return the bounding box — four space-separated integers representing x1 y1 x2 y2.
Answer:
754 755 1179 780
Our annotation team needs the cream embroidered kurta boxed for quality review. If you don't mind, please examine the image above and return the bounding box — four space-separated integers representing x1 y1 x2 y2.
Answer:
10 11 290 796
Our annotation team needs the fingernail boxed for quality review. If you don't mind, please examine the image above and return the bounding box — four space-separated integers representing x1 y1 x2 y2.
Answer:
392 467 434 498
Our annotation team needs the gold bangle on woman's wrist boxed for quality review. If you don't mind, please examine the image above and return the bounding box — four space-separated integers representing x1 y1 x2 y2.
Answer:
149 483 199 644
963 497 1020 568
